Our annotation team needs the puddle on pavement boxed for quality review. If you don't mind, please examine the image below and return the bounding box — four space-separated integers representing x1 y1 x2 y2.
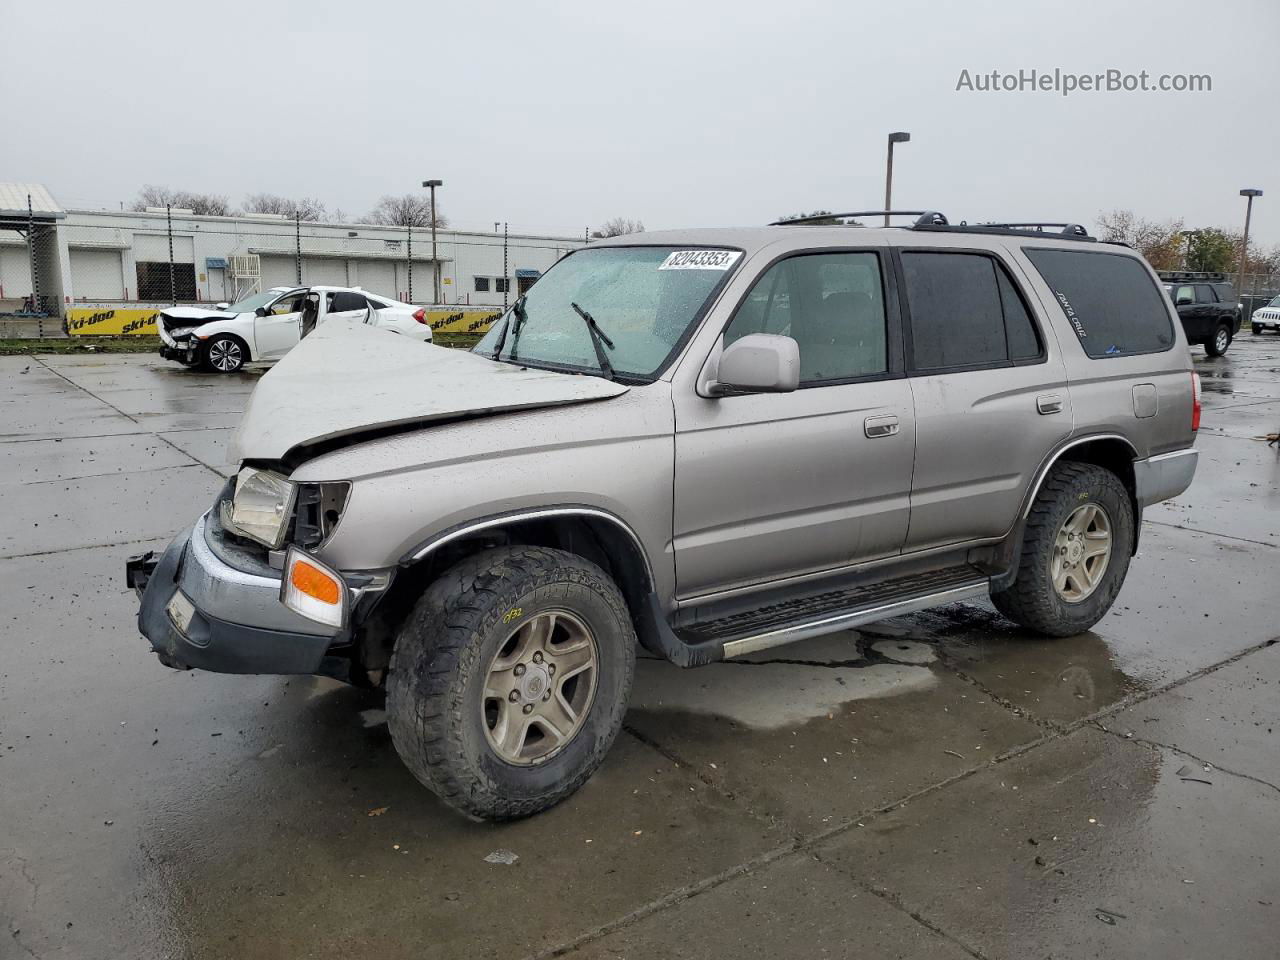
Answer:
630 629 946 730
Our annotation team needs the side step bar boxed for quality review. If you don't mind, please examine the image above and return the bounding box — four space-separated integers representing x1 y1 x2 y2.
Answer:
720 581 988 658
669 565 990 662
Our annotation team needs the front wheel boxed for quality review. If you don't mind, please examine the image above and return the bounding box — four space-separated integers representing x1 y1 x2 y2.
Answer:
201 334 246 373
387 546 636 820
992 462 1134 637
1205 324 1232 357
1253 324 1264 336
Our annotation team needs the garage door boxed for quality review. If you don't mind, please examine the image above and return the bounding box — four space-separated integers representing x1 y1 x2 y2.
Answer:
354 260 397 299
302 258 348 287
260 255 300 291
70 249 125 300
0 246 29 301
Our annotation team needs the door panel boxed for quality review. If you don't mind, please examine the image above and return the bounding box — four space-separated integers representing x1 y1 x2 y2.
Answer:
897 249 1072 551
254 292 306 358
673 250 914 599
905 366 1069 548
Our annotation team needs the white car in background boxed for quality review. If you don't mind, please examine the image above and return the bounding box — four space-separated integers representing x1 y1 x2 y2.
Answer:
156 286 433 373
1251 295 1280 335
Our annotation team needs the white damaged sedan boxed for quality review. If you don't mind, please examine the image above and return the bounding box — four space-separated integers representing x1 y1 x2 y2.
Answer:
157 285 433 372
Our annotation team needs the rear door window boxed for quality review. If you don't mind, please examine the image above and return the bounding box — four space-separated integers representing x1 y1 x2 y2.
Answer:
1195 285 1218 304
900 252 1042 370
328 291 369 312
1025 249 1175 358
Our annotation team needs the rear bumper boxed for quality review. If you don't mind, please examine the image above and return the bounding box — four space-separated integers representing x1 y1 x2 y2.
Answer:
130 515 342 674
1134 448 1198 507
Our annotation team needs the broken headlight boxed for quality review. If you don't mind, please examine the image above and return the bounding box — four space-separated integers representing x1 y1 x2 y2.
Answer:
220 467 297 549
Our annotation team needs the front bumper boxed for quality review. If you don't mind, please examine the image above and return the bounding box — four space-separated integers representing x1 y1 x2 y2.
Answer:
130 513 346 674
1134 447 1198 508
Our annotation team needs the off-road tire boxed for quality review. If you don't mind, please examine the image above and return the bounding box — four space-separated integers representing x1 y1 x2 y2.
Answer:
386 546 636 820
1205 324 1231 357
201 334 247 373
992 462 1134 637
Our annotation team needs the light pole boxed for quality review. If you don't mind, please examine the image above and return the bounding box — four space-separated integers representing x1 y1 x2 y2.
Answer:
884 132 911 226
422 179 443 304
1180 229 1202 271
1236 188 1262 299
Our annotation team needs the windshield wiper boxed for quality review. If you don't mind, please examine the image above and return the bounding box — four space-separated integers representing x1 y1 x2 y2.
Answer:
570 302 616 380
507 297 529 361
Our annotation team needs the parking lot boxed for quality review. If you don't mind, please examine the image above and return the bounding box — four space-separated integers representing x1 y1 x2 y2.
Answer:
2 337 1278 959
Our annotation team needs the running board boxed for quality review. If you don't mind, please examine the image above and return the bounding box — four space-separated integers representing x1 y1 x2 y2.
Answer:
674 566 990 660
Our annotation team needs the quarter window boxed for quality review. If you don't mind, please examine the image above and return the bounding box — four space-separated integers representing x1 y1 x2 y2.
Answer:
901 252 1041 370
723 252 888 384
1025 249 1175 358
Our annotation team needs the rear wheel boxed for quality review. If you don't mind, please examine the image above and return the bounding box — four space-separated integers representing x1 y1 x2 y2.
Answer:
1205 324 1231 357
201 334 246 373
992 462 1134 637
386 546 636 820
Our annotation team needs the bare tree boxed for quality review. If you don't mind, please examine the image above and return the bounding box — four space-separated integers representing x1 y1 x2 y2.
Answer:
1096 209 1185 271
365 194 447 228
131 185 234 217
243 193 329 222
592 217 645 238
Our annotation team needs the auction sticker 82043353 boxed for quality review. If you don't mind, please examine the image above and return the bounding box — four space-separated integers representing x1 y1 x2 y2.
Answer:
658 250 743 271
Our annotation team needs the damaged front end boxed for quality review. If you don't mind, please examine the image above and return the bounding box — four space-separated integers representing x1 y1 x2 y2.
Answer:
128 476 391 682
156 309 228 365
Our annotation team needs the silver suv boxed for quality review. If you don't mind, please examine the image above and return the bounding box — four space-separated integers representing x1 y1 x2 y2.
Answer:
128 212 1200 820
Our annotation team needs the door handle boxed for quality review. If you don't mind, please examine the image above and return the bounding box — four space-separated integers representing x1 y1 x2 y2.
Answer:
864 415 899 438
1036 394 1064 415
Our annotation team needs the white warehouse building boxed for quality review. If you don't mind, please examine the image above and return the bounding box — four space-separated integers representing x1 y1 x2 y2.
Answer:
0 184 587 316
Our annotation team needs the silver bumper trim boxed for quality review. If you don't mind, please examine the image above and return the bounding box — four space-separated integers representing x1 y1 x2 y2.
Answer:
180 513 337 638
1133 447 1198 508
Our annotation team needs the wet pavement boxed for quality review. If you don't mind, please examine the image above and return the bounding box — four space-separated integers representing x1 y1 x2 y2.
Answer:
2 337 1278 959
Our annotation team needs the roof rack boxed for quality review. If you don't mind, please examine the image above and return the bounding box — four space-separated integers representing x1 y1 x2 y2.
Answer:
771 210 948 227
911 221 1097 242
1157 270 1229 283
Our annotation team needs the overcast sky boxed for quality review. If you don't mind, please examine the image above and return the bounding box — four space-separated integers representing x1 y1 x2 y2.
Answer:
3 0 1276 243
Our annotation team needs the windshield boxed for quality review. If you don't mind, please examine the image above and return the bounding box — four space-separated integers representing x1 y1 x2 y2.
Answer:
1269 295 1280 307
227 290 291 313
474 246 741 379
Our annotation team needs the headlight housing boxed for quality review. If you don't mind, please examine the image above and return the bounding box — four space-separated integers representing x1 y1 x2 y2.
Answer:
220 467 297 549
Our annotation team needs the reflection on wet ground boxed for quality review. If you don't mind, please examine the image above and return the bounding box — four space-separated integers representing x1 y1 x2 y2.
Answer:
2 337 1278 959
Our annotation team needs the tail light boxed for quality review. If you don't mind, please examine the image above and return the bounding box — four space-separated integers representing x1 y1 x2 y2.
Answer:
1191 372 1201 432
413 308 427 325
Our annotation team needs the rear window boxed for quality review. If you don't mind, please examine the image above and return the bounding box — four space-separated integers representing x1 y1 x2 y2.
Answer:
1024 249 1175 358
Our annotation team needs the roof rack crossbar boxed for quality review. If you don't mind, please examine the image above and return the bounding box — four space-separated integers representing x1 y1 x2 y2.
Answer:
770 210 946 226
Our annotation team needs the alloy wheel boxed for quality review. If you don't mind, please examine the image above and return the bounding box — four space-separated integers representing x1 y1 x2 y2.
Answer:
1051 502 1112 602
1215 328 1230 353
209 339 242 371
482 610 598 765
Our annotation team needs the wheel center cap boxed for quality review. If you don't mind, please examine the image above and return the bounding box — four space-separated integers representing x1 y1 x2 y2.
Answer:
1068 542 1084 563
519 663 550 701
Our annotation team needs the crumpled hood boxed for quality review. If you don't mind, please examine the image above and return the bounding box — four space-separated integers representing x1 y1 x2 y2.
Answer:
162 305 236 324
228 318 629 463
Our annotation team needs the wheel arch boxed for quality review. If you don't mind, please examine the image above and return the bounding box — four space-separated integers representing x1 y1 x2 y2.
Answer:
1023 434 1141 550
357 507 675 680
204 328 253 363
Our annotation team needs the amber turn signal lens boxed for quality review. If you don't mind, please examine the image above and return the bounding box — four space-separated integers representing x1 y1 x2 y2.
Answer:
290 559 341 605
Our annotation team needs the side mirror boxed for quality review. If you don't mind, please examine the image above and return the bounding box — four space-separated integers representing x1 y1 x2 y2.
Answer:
1176 296 1193 306
255 306 269 317
708 334 800 396
215 301 230 310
